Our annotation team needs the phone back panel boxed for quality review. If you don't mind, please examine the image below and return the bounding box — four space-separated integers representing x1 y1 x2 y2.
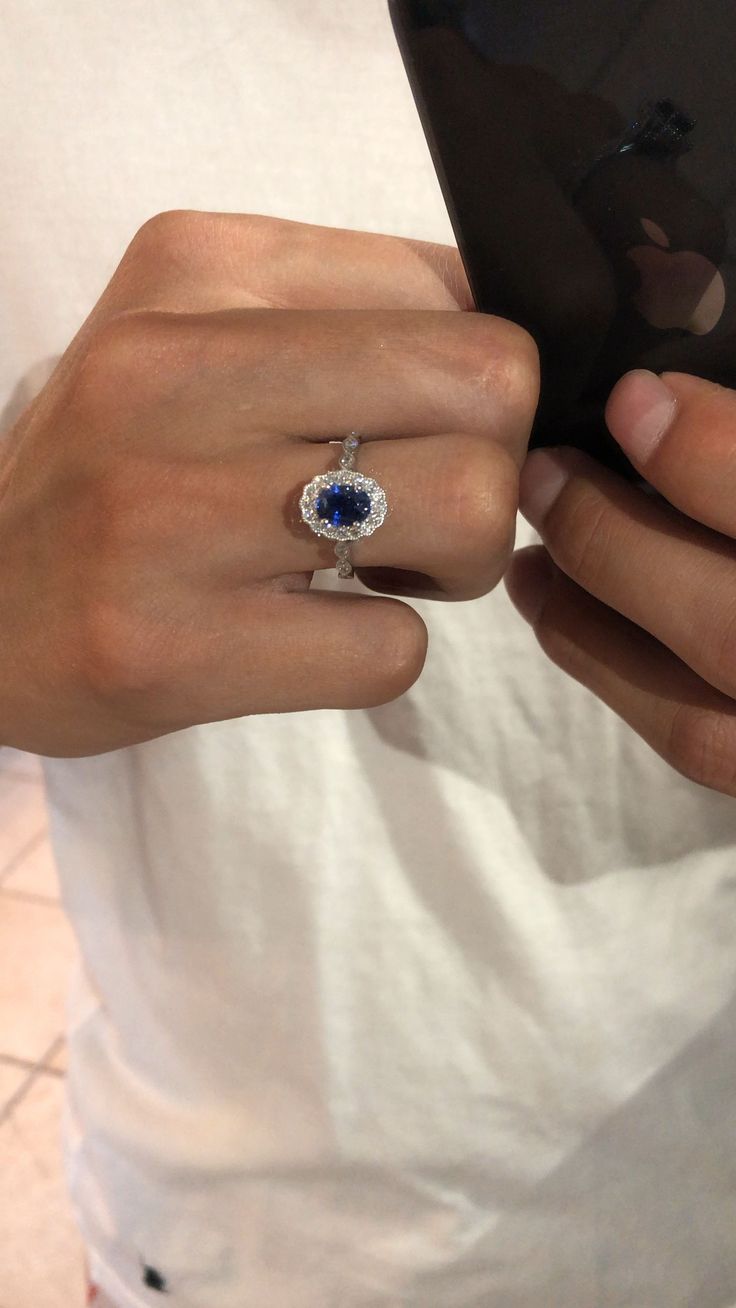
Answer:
389 0 736 469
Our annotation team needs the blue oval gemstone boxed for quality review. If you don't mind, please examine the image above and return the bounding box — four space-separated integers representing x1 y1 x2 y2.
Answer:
316 482 371 529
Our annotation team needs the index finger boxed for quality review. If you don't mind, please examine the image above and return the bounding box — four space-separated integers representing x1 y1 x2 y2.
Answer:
57 212 477 382
95 211 477 317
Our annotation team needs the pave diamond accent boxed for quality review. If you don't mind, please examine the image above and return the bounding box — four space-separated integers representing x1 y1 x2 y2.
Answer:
300 469 388 543
335 542 354 579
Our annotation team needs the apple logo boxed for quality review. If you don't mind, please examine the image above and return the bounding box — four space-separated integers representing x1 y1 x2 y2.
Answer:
626 217 726 335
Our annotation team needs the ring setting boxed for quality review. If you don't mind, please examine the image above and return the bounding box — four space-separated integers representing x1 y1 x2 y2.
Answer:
300 436 388 578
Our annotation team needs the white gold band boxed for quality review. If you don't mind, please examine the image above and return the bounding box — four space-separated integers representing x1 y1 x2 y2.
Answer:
299 433 389 580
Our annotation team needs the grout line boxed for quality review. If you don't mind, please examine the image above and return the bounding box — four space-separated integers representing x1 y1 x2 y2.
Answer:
0 1064 38 1126
0 825 48 888
0 1052 39 1071
0 887 59 907
37 1035 66 1077
0 1051 64 1078
1 1035 64 1074
0 1054 64 1080
40 1033 65 1069
0 1035 66 1125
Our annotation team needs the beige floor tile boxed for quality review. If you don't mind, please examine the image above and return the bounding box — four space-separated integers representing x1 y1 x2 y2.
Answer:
0 747 43 782
3 832 60 900
0 772 47 882
0 1072 86 1308
0 896 77 1063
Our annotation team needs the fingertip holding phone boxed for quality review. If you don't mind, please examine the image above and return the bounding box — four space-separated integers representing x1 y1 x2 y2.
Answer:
389 0 736 478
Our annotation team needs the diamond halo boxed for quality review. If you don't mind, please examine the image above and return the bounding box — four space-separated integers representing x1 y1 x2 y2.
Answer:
299 468 389 543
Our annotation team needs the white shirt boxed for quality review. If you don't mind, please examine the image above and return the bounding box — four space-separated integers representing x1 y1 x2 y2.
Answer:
3 3 736 1305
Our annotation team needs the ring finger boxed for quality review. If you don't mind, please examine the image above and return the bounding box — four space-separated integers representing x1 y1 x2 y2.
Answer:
189 432 519 602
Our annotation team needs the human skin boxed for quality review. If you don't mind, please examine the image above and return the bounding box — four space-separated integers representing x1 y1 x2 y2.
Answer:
506 369 736 799
0 211 539 758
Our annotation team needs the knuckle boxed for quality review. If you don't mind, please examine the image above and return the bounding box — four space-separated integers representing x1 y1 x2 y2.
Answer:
73 303 273 424
550 491 612 591
711 600 736 699
128 208 214 260
366 604 428 704
443 438 518 570
224 211 294 256
80 597 170 706
127 209 275 273
496 318 541 396
665 703 736 795
71 310 176 416
462 316 540 428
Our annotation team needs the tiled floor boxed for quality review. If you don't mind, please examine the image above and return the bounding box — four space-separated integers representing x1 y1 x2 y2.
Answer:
0 747 87 1308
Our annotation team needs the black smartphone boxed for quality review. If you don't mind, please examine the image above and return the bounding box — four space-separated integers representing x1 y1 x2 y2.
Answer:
389 0 736 476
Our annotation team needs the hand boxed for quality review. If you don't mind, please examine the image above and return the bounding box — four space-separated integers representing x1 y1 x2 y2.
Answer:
505 369 736 797
0 211 538 757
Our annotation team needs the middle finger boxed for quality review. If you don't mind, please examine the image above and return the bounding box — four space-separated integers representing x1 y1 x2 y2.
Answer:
102 307 538 466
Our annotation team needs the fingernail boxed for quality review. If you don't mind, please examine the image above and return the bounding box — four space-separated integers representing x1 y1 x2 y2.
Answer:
607 369 678 462
518 448 573 530
505 547 555 625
